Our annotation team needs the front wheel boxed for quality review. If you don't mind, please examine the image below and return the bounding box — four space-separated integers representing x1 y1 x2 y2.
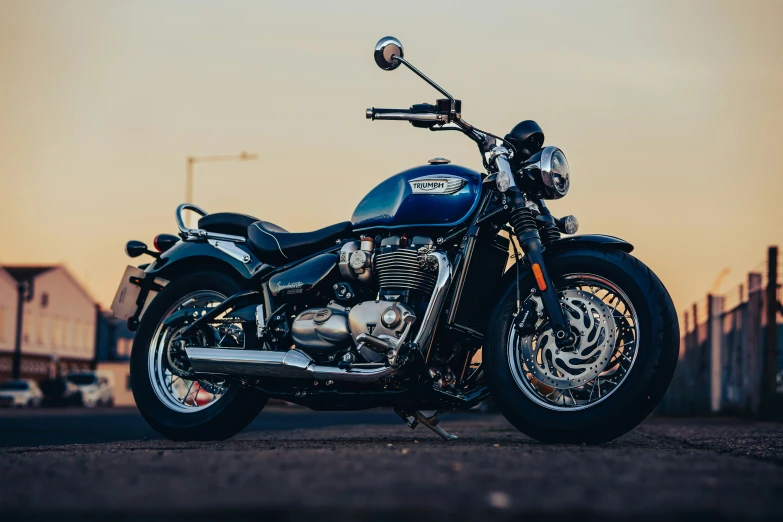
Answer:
130 271 267 441
485 247 679 444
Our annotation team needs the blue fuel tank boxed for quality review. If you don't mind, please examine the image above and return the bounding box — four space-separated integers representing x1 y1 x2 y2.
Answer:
351 164 482 231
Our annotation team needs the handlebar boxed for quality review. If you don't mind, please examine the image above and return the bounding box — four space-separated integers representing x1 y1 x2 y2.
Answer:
366 107 448 124
366 102 509 178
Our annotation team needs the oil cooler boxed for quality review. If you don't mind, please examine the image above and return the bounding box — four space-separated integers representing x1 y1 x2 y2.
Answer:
446 232 510 337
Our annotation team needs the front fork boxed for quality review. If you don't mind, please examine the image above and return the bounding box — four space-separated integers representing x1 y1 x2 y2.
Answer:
507 189 577 349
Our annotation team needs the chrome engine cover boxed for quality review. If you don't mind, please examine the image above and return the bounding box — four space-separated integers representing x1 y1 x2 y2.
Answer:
339 239 374 283
291 303 352 351
348 300 416 362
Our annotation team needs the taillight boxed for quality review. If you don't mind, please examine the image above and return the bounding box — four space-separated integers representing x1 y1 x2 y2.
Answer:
153 234 179 253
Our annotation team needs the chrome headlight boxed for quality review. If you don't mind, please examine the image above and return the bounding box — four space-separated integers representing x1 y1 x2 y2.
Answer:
521 146 570 199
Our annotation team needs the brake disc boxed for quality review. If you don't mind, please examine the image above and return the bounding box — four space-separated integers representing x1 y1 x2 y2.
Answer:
519 288 617 389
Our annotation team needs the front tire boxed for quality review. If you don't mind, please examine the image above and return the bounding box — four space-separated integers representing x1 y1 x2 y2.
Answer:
130 271 267 441
485 247 679 444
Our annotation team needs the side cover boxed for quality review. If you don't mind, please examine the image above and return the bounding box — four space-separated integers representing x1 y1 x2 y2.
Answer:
268 253 339 298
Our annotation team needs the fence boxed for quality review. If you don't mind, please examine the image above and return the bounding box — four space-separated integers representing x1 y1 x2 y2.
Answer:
658 246 782 418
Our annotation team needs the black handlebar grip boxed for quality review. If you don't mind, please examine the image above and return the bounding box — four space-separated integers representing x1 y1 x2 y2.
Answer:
366 107 411 120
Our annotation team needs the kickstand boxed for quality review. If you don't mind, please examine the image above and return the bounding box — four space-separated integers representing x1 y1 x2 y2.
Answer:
394 408 458 441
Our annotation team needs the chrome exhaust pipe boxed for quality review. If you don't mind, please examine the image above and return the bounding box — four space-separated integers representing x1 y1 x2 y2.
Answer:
185 347 314 379
185 347 399 383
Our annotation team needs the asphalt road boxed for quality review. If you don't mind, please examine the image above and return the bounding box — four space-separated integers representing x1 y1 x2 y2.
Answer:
1 406 782 521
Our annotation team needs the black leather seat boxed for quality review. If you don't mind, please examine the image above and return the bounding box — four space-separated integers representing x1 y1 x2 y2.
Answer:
198 213 259 236
247 220 352 264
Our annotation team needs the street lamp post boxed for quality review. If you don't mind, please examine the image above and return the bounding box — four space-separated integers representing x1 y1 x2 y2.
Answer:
185 151 258 226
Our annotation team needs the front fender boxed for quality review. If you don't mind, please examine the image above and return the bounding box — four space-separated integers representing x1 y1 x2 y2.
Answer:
145 240 273 281
500 234 633 290
544 234 633 255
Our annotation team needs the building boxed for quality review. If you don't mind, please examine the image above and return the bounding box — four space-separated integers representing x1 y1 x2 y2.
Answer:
95 311 134 362
0 268 20 360
95 311 135 406
0 265 97 380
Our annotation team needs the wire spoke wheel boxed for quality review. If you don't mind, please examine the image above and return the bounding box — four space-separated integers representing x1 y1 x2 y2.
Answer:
508 274 639 411
147 290 242 413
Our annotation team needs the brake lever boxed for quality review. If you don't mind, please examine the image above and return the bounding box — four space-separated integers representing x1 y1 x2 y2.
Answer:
428 124 463 132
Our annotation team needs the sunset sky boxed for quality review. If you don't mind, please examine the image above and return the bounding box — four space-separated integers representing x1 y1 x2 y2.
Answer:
1 0 781 320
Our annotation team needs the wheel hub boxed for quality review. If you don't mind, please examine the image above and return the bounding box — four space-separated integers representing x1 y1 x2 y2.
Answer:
519 288 617 389
165 326 198 379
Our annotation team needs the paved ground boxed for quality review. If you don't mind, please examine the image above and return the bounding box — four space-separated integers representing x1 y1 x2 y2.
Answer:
1 407 782 521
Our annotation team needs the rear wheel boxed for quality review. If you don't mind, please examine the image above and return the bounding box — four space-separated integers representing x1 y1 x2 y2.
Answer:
485 247 679 444
130 271 266 441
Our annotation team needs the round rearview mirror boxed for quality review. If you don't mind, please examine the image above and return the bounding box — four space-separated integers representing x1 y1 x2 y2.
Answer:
374 36 404 71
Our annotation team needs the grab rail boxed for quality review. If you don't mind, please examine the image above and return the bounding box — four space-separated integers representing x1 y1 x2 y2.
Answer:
175 203 246 243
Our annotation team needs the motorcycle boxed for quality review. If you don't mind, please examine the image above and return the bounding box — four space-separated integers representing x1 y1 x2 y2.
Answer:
111 37 679 443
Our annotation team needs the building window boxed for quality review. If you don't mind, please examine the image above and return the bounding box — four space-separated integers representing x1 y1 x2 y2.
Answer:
41 293 49 308
117 338 133 358
83 323 92 352
37 314 46 345
52 317 63 347
64 319 72 348
74 319 82 350
0 307 6 342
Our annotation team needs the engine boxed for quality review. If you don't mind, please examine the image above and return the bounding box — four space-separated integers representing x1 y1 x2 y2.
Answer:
290 235 437 362
374 236 439 301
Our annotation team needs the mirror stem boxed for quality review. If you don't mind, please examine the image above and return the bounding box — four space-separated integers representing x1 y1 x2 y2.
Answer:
394 56 456 111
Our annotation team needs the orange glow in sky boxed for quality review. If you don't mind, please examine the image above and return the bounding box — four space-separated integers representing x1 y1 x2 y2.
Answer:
1 1 781 317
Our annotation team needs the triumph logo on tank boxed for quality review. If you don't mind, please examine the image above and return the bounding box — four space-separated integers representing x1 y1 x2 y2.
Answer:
411 180 446 192
408 175 468 195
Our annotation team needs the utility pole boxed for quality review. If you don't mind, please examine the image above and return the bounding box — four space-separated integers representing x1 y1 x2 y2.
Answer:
762 245 779 416
184 151 258 226
11 280 32 379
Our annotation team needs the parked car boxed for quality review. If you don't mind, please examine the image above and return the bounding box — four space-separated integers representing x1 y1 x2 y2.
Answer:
66 371 114 407
0 379 43 408
38 377 82 407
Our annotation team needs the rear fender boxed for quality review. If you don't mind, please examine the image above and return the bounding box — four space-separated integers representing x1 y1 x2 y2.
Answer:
145 240 273 282
124 241 272 331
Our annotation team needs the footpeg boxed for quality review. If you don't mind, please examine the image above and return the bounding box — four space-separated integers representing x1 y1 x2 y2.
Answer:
394 408 458 441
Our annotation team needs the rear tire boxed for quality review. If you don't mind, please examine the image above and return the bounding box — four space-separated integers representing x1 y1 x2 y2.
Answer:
130 271 267 441
485 247 679 444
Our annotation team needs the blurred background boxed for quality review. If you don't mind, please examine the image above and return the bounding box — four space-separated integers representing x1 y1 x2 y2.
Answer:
0 0 780 416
